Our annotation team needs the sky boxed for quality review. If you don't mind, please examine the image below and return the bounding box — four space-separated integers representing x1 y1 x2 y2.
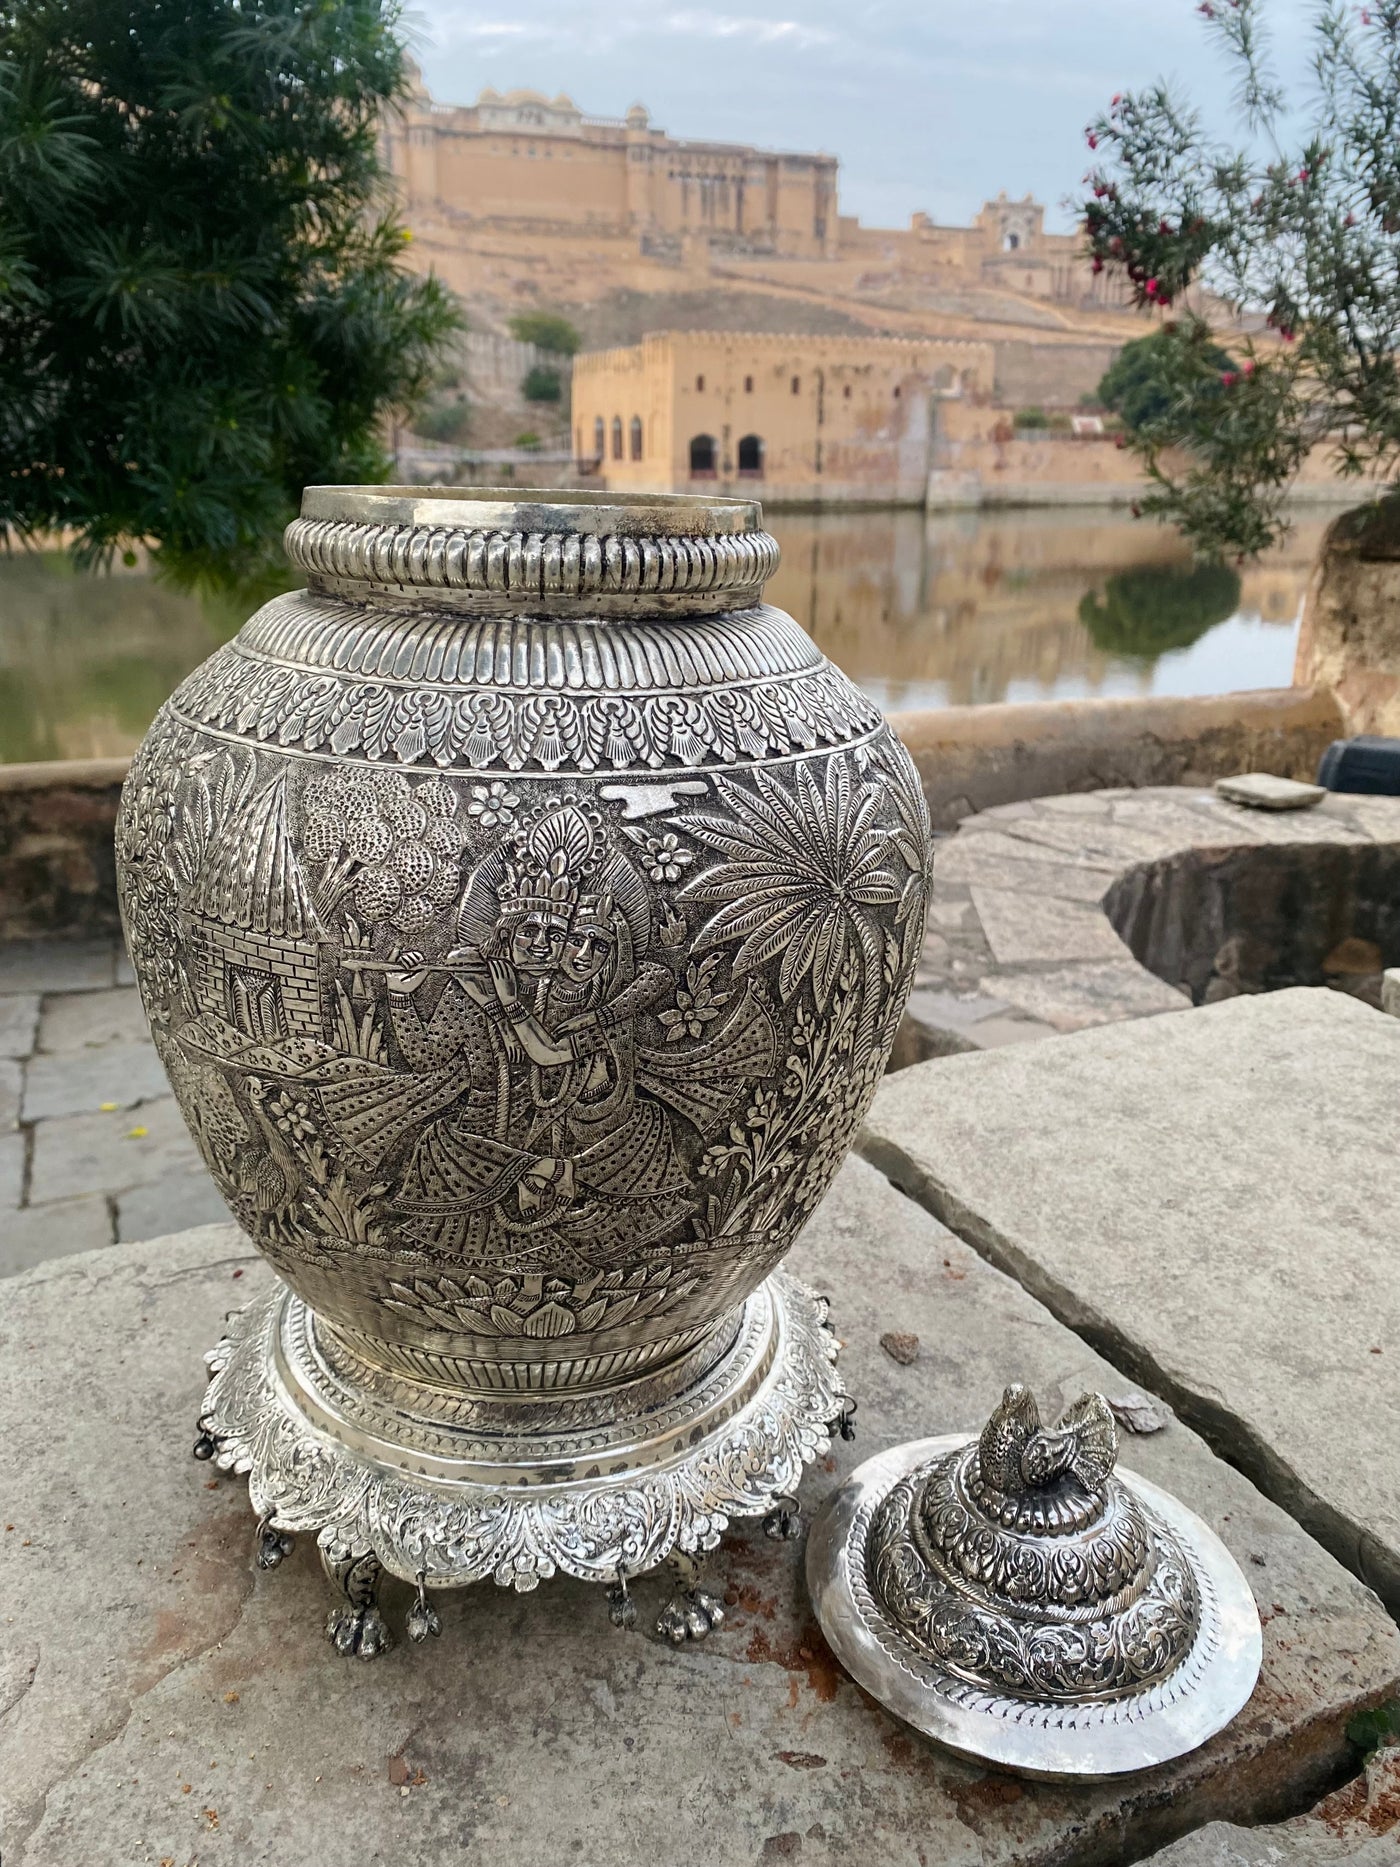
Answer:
410 0 1319 233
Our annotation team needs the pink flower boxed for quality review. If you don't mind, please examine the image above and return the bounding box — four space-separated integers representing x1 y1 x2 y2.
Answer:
1092 255 1104 273
1111 93 1122 106
1086 130 1098 149
1298 167 1310 183
1220 371 1237 386
1242 359 1256 376
1144 277 1160 298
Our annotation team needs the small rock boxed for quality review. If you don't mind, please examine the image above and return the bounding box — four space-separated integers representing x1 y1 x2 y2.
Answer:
879 1331 920 1366
1108 1393 1170 1435
1214 772 1325 811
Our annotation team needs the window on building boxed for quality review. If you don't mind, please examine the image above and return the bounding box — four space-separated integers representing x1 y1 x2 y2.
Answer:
593 416 605 459
893 385 901 399
736 434 764 478
842 384 851 399
689 433 717 477
744 375 754 393
629 415 643 461
695 373 705 392
790 375 800 395
1005 231 1020 251
611 416 624 460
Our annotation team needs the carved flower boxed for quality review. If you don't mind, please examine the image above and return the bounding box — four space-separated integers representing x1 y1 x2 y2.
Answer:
638 831 694 884
678 762 900 1011
467 781 520 830
659 956 731 1042
270 1092 315 1143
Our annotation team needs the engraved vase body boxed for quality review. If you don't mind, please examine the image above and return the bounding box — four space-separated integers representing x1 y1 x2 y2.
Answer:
117 488 931 1399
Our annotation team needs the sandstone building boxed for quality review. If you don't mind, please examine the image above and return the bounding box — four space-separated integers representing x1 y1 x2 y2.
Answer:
571 331 996 504
384 77 1123 315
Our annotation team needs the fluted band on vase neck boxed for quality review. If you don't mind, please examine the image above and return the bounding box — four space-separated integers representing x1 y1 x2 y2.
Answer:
285 485 781 618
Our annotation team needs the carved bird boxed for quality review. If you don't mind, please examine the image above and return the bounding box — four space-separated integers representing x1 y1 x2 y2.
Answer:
977 1385 1119 1497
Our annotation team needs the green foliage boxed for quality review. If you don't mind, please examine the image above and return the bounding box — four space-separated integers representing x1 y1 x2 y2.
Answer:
1079 560 1241 657
1015 408 1051 429
1347 1701 1400 1758
414 399 471 444
1082 1 1400 556
0 0 461 591
508 310 580 355
512 432 542 451
1098 329 1236 432
522 365 562 404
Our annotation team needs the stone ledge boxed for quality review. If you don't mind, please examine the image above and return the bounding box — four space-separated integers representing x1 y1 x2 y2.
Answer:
3 1160 1399 1866
864 988 1400 1618
898 784 1400 1062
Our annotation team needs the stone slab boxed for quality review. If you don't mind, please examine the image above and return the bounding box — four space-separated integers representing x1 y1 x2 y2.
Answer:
115 1168 228 1243
3 1162 1399 1867
1381 969 1400 1020
986 961 1190 1032
0 938 115 995
0 1195 113 1278
932 841 1113 903
1143 1746 1400 1863
863 988 1400 1615
0 1131 23 1209
0 994 39 1059
36 986 151 1054
0 1057 19 1129
20 1040 169 1123
27 1095 203 1204
969 885 1130 965
1214 773 1326 812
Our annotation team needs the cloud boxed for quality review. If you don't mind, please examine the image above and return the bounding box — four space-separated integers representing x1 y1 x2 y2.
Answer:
660 12 840 51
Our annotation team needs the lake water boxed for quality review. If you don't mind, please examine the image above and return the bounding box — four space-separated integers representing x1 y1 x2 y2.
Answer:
0 507 1321 764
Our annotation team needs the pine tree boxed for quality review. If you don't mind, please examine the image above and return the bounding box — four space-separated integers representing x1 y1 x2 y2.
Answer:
0 0 460 590
1082 0 1400 556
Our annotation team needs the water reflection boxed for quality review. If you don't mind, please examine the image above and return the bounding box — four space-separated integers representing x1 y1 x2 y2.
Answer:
766 507 1322 713
0 508 1324 764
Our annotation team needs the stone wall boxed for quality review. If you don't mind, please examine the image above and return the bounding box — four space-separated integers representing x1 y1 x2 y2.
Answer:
889 686 1346 830
1293 497 1400 735
0 758 128 940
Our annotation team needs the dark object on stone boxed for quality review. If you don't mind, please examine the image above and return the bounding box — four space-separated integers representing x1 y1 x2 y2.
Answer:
880 1331 920 1366
1318 736 1400 796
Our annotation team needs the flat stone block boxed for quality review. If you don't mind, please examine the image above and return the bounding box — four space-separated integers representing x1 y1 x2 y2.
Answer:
0 1195 112 1278
0 1131 23 1209
987 961 1190 1032
0 939 115 995
0 995 39 1060
1143 1746 1400 1863
116 1169 228 1242
2 1163 1398 1866
1214 773 1326 811
27 1096 202 1204
37 987 150 1054
21 1040 168 1123
953 823 1125 872
934 840 1112 903
864 989 1400 1615
1382 969 1400 1019
970 885 1130 965
0 1058 19 1129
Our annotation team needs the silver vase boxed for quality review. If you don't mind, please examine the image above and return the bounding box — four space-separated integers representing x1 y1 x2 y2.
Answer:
116 486 932 1653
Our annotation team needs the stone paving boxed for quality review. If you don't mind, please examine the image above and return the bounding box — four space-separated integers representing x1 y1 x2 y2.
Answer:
0 936 224 1278
3 1160 1398 1867
902 784 1400 1060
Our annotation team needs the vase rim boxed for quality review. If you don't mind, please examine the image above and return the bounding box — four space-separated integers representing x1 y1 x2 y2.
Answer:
302 484 763 539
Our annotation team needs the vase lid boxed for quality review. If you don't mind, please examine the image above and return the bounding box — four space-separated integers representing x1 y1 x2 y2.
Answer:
806 1386 1261 1779
285 485 780 617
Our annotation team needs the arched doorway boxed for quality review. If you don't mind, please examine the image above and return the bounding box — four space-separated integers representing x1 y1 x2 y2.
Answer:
629 415 643 461
611 416 624 460
592 416 605 460
689 433 716 477
736 434 764 478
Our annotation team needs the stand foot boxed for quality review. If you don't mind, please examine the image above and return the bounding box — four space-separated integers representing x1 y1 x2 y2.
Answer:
763 1493 803 1541
655 1550 725 1645
321 1537 393 1660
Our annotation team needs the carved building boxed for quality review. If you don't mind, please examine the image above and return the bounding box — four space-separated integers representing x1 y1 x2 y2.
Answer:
186 773 326 1045
571 330 997 504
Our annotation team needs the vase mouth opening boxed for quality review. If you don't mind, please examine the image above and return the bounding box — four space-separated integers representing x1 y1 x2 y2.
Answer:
301 483 764 540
